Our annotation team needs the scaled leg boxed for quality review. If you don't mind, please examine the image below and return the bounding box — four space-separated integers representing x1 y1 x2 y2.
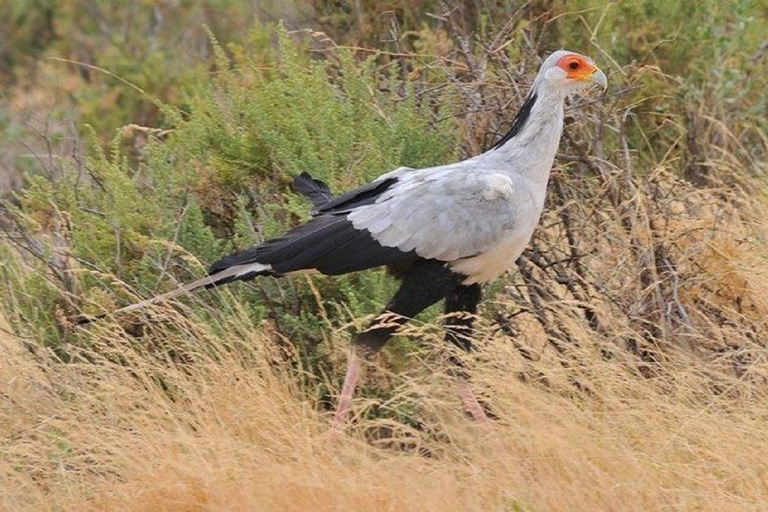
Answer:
334 260 465 424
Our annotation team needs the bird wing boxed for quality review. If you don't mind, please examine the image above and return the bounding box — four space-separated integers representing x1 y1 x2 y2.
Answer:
208 165 538 280
311 167 414 215
209 213 418 277
206 168 421 279
347 168 540 262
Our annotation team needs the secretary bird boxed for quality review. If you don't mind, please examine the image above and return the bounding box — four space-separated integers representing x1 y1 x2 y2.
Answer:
87 50 606 424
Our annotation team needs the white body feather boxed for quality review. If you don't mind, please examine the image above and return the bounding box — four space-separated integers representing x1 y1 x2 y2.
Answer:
98 50 605 320
348 53 572 284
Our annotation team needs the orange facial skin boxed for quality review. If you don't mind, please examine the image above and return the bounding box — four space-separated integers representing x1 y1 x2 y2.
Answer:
556 53 599 81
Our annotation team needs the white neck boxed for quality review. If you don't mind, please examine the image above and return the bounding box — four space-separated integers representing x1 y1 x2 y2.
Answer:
477 81 566 190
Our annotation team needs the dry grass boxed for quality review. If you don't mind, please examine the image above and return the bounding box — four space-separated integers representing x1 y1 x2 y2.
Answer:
2 7 768 509
3 105 768 509
3 281 768 511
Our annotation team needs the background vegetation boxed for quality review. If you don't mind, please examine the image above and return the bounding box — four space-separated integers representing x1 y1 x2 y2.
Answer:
1 0 767 509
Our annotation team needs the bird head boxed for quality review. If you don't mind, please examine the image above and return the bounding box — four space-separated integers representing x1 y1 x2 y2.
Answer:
536 50 607 95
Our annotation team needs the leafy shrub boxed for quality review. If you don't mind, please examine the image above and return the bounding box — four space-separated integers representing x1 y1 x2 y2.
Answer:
1 0 766 428
1 26 459 359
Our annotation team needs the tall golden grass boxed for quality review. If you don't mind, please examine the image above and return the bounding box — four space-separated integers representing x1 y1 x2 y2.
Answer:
3 5 768 509
3 102 768 511
3 253 768 512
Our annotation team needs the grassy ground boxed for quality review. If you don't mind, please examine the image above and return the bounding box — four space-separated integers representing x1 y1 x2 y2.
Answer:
3 306 768 511
2 1 768 510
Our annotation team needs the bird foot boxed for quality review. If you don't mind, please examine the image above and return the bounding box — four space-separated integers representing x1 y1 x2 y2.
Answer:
333 352 491 428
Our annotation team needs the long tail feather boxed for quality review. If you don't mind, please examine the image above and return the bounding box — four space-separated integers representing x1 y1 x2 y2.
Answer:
76 261 271 324
77 171 362 325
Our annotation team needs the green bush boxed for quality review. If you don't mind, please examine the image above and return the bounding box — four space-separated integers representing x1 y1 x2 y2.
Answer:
2 26 459 356
1 0 766 422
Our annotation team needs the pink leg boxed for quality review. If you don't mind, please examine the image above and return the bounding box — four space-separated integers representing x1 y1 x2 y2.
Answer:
457 380 489 423
333 351 362 427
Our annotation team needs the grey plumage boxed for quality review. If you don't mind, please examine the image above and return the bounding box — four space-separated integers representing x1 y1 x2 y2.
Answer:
89 51 606 423
95 50 606 317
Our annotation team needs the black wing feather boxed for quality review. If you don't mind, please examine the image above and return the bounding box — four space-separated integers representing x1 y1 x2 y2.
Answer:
292 172 334 207
208 171 411 281
209 215 416 278
312 177 398 215
292 171 398 215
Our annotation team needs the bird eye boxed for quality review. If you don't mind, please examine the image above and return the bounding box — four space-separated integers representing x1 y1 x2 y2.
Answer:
568 60 580 70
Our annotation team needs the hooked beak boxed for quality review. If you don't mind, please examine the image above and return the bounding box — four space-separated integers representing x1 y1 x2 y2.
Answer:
589 68 608 92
